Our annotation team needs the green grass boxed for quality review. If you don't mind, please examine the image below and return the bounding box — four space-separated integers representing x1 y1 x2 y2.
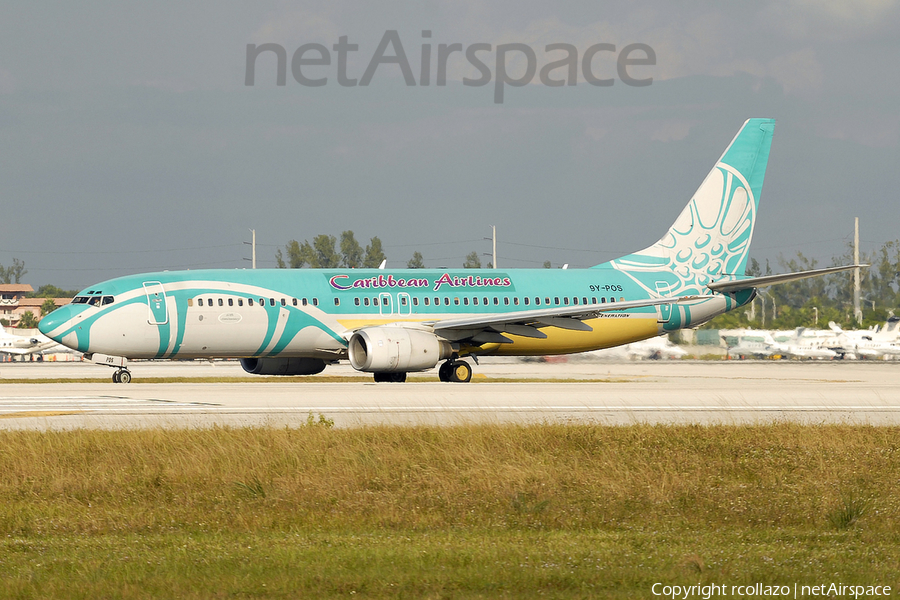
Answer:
2 424 899 598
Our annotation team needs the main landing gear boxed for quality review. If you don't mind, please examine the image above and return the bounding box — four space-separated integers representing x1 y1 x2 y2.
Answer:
373 372 407 383
112 369 132 384
438 360 472 383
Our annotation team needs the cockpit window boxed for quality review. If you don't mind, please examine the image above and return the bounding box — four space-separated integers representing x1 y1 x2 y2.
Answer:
72 296 90 304
102 296 114 305
88 296 102 306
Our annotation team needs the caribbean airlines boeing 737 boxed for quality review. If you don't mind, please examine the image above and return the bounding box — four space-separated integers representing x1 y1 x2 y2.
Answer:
39 119 861 383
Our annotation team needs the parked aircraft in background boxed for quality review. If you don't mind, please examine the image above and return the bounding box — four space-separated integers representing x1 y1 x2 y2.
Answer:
0 328 61 356
584 334 688 360
826 322 900 359
39 119 862 383
725 330 779 359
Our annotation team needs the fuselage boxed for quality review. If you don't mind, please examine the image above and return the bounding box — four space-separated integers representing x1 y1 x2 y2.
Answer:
38 266 747 361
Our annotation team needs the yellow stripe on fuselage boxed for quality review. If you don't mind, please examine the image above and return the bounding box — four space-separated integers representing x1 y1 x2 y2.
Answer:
337 315 661 356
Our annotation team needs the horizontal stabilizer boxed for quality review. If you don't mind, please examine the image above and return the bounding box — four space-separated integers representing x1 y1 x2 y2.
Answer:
707 264 867 293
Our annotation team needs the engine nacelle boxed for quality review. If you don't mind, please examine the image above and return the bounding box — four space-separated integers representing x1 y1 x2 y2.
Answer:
240 357 327 376
348 327 453 373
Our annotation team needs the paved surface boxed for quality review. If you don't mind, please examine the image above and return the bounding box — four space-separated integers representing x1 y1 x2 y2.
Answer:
1 359 899 429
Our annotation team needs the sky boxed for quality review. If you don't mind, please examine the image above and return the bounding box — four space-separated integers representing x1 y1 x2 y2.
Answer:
1 1 899 290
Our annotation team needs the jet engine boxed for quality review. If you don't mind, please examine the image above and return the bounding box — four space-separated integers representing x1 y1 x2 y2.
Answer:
240 357 327 376
348 327 453 373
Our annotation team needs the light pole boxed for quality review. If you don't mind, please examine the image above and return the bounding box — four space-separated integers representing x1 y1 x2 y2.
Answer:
812 306 818 328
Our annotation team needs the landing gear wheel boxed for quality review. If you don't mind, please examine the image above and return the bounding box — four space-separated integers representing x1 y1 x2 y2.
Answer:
438 361 453 383
114 369 132 384
112 371 120 383
449 361 472 383
373 372 407 383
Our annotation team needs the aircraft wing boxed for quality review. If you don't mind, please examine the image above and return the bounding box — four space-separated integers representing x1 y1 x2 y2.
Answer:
429 296 701 342
707 264 866 294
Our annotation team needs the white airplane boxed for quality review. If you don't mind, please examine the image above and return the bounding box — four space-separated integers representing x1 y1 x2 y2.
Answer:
0 328 61 356
38 119 863 383
827 322 900 359
583 334 688 360
771 328 838 359
724 330 779 359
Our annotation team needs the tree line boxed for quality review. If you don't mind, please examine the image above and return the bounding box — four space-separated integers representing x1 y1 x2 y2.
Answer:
274 232 560 270
704 240 900 330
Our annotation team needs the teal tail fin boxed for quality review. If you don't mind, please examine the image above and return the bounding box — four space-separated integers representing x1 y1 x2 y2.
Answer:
605 118 775 296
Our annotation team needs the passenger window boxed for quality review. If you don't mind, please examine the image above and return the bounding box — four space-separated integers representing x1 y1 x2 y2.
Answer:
355 298 360 306
473 297 479 306
269 298 275 306
601 297 606 303
412 298 418 306
238 299 243 307
197 299 204 307
281 298 286 306
313 298 318 306
513 297 519 306
444 297 450 306
554 297 560 305
364 298 370 306
493 297 499 305
424 297 429 306
208 298 213 306
483 297 488 305
248 298 254 306
292 298 298 306
523 297 529 305
619 297 624 302
401 297 408 306
535 297 540 306
545 298 550 305
302 298 308 306
563 297 569 305
454 298 460 305
228 298 234 307
582 297 588 305
463 298 468 306
373 297 379 306
504 297 510 305
592 297 597 304
218 298 224 307
334 298 340 306
188 298 194 307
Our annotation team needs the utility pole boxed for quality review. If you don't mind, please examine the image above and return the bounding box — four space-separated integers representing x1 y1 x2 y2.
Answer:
854 217 861 324
492 225 497 269
244 229 257 269
484 226 497 268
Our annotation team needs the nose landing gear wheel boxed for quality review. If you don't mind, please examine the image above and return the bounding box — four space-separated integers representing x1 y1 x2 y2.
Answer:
113 369 132 384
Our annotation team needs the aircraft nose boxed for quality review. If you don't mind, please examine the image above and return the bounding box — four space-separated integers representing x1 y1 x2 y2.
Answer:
38 305 76 340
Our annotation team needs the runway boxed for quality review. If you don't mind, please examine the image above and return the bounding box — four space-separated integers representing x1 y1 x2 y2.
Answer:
1 359 899 429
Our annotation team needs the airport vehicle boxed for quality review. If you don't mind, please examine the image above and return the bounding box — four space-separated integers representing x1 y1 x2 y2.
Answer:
38 119 861 383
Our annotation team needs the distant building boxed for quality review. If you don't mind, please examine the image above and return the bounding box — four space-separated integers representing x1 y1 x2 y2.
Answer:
0 284 70 327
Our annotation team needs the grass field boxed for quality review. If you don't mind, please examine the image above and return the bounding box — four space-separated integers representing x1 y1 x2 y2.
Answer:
2 423 899 598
